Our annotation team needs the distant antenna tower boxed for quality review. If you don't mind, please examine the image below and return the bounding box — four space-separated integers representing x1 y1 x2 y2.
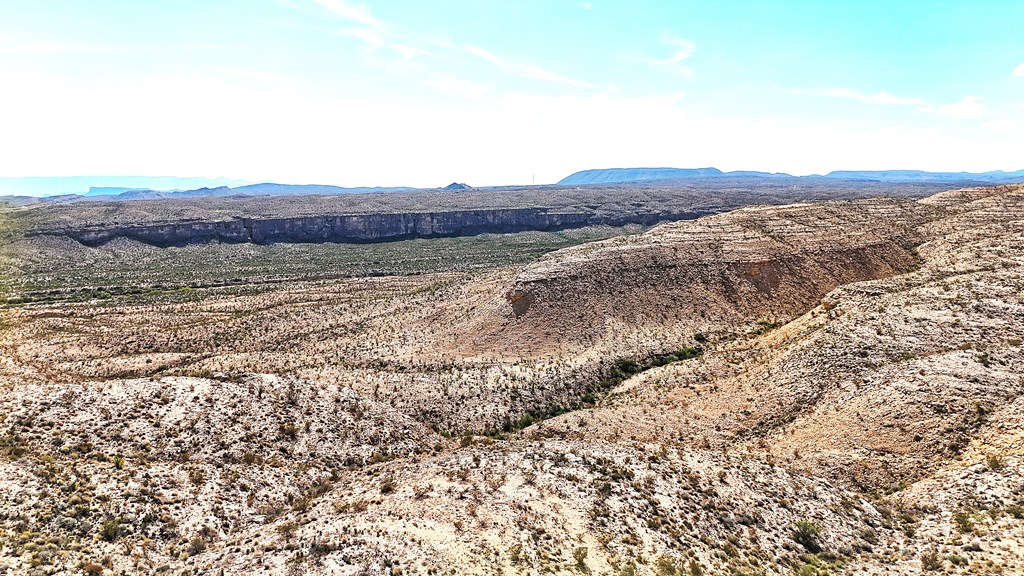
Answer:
532 173 535 186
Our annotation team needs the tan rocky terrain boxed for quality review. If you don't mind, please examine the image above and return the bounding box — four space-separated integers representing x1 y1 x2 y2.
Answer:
1 185 1022 575
472 198 930 355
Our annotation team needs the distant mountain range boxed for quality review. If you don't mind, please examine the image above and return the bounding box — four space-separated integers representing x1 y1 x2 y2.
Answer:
557 167 1024 186
0 176 252 198
3 168 1024 206
557 167 788 184
0 181 417 205
165 183 417 198
820 169 1024 182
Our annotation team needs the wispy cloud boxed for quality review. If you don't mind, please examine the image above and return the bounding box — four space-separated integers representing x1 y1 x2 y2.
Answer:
321 3 440 67
809 88 925 106
632 35 697 78
649 36 696 66
800 87 993 122
390 43 437 65
456 43 597 89
922 95 987 119
311 0 380 27
302 0 599 93
340 27 385 48
1014 63 1024 77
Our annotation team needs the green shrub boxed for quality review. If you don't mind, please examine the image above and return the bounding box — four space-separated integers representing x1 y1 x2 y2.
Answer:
99 518 120 542
792 520 822 553
986 454 1005 470
277 522 297 541
952 511 974 533
654 555 679 575
0 433 27 459
948 554 968 567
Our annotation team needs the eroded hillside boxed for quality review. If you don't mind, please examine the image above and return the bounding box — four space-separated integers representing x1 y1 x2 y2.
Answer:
1 185 1022 575
471 198 931 355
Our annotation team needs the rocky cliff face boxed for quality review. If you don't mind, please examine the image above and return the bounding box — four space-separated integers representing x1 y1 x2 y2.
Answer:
15 178 956 247
33 207 715 247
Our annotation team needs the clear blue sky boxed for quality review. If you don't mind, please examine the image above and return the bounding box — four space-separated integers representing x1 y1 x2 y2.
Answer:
1 0 1022 186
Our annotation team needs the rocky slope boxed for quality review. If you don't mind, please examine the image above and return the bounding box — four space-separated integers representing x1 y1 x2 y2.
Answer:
1 185 1023 575
0 373 439 574
527 184 1024 573
470 198 931 355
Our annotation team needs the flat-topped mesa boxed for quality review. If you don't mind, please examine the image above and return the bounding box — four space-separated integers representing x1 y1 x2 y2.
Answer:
24 206 718 247
51 209 618 247
497 199 935 347
13 180 957 248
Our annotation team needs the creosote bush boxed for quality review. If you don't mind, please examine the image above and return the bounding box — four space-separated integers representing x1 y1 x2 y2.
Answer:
99 518 121 542
952 511 974 534
792 520 822 553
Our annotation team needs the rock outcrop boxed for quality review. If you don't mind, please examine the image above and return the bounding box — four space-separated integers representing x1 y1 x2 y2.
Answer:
29 207 717 247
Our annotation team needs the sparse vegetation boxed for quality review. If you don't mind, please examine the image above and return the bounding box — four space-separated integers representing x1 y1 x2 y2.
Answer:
573 546 588 570
792 520 823 553
986 453 1005 470
1 185 1023 575
99 518 121 542
187 535 207 556
920 550 942 571
952 511 975 534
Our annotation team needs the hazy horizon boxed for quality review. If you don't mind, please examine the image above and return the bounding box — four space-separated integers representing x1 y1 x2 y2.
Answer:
8 164 1024 197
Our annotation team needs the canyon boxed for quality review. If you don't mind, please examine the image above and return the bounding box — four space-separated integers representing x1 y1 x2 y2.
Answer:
1 184 1022 575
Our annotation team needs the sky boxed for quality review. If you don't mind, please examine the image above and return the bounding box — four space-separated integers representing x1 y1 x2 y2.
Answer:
1 0 1023 187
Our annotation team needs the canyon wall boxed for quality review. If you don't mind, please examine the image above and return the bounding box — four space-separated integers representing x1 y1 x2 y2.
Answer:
31 207 716 247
